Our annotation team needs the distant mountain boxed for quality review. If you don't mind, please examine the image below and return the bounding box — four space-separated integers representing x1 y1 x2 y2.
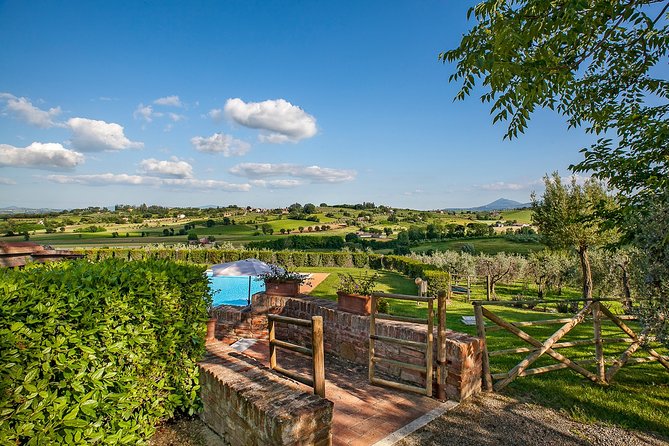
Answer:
0 206 62 215
445 198 531 212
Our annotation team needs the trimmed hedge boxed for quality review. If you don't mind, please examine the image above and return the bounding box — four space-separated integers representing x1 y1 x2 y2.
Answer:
74 249 452 295
0 259 211 445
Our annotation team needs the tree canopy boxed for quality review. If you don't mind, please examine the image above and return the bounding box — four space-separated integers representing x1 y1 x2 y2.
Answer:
532 173 617 300
442 1 669 215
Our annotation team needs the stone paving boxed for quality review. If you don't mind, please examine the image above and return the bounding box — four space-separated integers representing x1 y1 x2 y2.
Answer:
236 339 453 446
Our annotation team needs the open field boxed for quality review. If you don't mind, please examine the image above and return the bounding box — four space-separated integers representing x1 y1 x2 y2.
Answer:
302 266 669 437
501 209 533 224
411 236 545 255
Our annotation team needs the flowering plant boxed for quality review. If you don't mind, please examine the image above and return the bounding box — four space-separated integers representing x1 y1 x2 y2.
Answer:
336 272 380 296
257 264 310 285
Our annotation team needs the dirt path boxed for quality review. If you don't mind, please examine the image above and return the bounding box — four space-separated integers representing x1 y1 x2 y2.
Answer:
395 393 668 446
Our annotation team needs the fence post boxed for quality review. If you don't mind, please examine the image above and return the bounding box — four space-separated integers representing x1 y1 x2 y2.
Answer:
311 316 325 398
269 317 276 369
474 303 493 391
592 301 605 383
369 294 377 384
436 290 447 400
426 297 434 397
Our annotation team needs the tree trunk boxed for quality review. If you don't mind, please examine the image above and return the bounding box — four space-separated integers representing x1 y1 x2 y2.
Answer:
619 262 633 313
578 245 593 302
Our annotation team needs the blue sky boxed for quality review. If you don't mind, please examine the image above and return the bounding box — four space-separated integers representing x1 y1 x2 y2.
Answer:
1 0 599 210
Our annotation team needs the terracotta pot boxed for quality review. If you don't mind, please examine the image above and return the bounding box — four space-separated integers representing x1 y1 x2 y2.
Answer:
264 280 301 297
337 291 372 315
206 318 217 343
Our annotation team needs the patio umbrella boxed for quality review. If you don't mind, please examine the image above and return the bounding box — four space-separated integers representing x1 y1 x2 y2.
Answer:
210 258 283 277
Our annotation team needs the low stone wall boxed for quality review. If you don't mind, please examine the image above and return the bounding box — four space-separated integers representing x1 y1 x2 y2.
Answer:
199 342 333 446
212 294 482 401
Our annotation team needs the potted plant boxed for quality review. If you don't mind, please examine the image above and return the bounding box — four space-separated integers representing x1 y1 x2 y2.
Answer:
336 272 380 315
258 264 310 297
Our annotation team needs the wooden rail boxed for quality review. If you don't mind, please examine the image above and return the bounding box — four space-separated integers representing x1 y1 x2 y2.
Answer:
369 291 442 398
268 314 325 398
473 298 669 391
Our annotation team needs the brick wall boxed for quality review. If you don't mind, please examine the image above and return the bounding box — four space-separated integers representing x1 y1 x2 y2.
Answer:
199 342 333 446
212 294 482 401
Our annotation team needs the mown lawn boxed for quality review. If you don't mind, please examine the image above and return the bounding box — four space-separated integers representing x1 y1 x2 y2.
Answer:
412 236 545 255
303 266 669 438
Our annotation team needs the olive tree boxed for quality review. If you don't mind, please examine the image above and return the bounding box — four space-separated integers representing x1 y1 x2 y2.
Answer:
531 173 617 301
475 252 528 299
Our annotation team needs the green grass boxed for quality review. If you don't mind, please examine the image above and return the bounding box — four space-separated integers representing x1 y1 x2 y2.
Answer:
302 265 669 438
411 236 545 255
298 267 417 299
501 209 533 224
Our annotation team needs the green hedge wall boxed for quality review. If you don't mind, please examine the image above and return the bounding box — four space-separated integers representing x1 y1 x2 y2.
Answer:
0 259 211 445
74 249 452 295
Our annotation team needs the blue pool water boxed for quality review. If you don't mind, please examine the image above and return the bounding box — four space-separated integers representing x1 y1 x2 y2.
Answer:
208 274 265 307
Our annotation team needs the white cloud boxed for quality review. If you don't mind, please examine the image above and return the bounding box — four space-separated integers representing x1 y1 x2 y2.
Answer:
250 179 303 188
478 182 527 191
224 98 317 143
168 112 185 122
0 177 17 185
47 173 150 186
0 142 84 169
133 104 161 123
47 173 251 191
161 178 251 191
154 95 182 107
140 157 193 178
191 132 251 157
229 163 356 183
2 94 61 128
208 108 224 122
67 118 143 152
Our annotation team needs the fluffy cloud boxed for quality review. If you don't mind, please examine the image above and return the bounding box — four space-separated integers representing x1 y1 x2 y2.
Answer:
0 177 17 185
154 96 182 107
139 157 193 178
47 173 251 191
208 108 224 122
191 132 250 157
0 142 84 169
224 98 317 143
1 94 61 128
67 118 143 152
229 163 356 183
250 179 303 188
134 104 158 122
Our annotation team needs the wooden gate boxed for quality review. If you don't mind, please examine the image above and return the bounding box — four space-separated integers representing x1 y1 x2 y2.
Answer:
267 314 325 398
473 298 669 391
368 292 447 397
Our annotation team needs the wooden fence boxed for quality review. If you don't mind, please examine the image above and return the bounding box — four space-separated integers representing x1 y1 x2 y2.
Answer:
369 291 448 398
473 298 669 391
267 314 325 398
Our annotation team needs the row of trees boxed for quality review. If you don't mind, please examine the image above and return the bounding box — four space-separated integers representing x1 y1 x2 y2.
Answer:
412 248 633 306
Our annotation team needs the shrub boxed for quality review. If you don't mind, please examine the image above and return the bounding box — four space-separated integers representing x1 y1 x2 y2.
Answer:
306 252 322 267
0 259 210 445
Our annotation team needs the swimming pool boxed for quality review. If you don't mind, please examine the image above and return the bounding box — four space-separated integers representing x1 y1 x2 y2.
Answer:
207 274 265 307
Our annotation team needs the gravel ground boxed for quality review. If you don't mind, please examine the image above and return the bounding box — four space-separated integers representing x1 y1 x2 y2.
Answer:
395 393 668 446
149 417 226 446
149 395 668 446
